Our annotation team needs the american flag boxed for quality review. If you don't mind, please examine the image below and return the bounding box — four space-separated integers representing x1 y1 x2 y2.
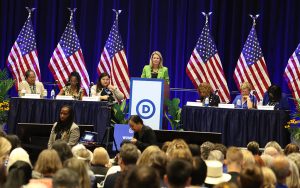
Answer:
97 13 130 99
6 13 40 88
48 16 90 95
186 20 231 103
284 44 300 99
233 26 271 101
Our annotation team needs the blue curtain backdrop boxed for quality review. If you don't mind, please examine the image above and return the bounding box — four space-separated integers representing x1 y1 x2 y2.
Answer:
1 0 300 106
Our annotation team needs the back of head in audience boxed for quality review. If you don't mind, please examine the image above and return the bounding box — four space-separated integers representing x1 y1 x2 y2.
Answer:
191 156 207 186
0 137 12 166
284 143 299 155
200 141 215 160
53 168 80 188
166 139 193 163
119 143 140 167
260 154 273 168
271 156 290 184
286 159 300 188
162 141 171 152
4 161 32 188
287 153 300 176
188 144 200 157
226 147 243 171
247 141 260 155
265 141 283 155
73 148 92 165
63 158 90 188
208 150 224 163
263 146 280 157
34 149 62 177
241 150 255 168
239 165 263 188
52 140 73 163
213 182 238 188
124 166 160 188
137 145 161 166
261 167 276 188
91 147 110 167
213 143 227 159
147 150 167 179
5 134 21 151
164 159 192 188
7 147 32 171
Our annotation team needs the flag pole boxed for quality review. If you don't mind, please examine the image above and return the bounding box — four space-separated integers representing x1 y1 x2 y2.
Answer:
112 9 122 20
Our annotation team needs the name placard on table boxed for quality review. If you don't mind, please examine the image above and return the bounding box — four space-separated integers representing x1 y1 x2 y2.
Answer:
21 94 41 99
55 96 74 100
82 96 100 101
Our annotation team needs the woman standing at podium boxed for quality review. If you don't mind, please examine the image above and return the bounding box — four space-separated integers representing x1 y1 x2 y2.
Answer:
91 72 124 101
48 105 80 149
141 51 170 85
58 71 84 100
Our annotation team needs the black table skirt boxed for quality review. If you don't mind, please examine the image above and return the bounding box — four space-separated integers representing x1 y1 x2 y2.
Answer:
181 105 291 147
7 98 111 142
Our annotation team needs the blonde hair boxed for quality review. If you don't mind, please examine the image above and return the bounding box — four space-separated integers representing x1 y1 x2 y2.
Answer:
64 158 91 188
166 139 192 163
91 147 110 167
198 82 213 98
149 51 163 68
261 167 276 188
286 159 300 188
137 145 161 166
240 82 252 91
241 149 255 168
34 149 62 176
226 147 243 165
0 137 11 166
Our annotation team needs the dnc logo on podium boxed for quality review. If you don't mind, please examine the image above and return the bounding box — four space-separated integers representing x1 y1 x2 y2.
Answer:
129 78 164 130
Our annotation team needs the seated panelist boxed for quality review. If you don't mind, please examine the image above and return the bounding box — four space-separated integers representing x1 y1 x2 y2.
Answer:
91 72 124 102
197 82 220 106
232 82 257 109
18 70 45 97
58 71 84 100
262 84 290 110
141 51 170 85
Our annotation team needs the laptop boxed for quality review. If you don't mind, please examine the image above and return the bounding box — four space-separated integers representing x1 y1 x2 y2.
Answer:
80 131 98 143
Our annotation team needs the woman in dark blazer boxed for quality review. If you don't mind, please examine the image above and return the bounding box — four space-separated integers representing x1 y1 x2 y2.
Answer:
197 82 220 106
141 51 170 85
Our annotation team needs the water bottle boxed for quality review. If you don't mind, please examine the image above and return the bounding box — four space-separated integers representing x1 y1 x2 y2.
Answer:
21 89 26 97
50 89 55 99
236 99 241 108
204 97 209 107
43 90 48 99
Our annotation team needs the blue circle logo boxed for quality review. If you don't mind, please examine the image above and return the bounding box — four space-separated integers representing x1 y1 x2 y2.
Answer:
136 99 156 119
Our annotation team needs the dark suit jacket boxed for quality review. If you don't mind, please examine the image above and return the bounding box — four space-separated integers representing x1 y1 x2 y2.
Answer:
134 125 157 151
200 93 220 107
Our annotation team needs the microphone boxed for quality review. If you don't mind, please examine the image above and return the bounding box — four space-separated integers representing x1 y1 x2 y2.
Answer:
54 80 58 84
250 90 257 108
89 82 94 97
214 89 219 95
90 82 94 87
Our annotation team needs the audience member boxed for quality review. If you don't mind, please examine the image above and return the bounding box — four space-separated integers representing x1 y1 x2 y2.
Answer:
7 147 32 171
265 141 283 155
124 166 160 188
189 144 201 157
104 143 139 188
48 105 80 149
200 141 215 160
264 147 280 158
137 145 161 166
162 141 171 152
32 149 62 179
128 115 157 151
91 147 111 176
241 150 255 168
190 156 207 187
52 168 80 188
214 143 227 159
286 159 300 188
4 161 32 188
0 137 11 186
164 159 192 188
226 147 243 184
254 155 265 167
5 134 21 151
261 154 274 168
287 153 300 175
208 150 224 163
147 150 167 184
247 141 260 155
239 165 263 188
166 141 193 163
261 167 276 188
271 156 290 188
64 158 91 188
213 182 238 188
51 140 73 163
205 160 231 186
284 143 299 155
